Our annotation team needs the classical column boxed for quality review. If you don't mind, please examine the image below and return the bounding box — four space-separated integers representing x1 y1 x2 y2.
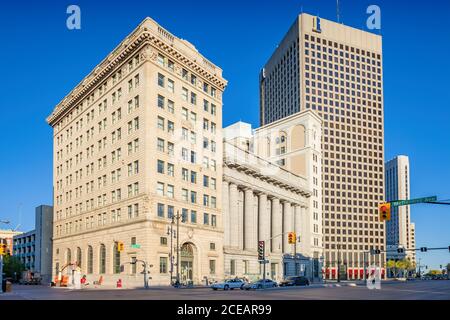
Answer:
238 189 244 250
283 201 293 254
294 205 301 253
244 188 255 251
258 193 270 253
229 183 239 248
271 197 282 253
222 181 230 247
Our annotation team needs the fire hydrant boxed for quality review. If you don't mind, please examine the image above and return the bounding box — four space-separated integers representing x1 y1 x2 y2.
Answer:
116 279 122 288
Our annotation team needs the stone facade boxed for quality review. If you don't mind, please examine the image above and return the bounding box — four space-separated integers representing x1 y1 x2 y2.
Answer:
260 13 385 279
222 110 323 282
47 17 227 287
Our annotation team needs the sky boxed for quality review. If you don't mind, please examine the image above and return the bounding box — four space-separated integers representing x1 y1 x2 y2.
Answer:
0 0 449 271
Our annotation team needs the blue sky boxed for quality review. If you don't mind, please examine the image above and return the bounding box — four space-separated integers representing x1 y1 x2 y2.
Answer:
0 0 449 270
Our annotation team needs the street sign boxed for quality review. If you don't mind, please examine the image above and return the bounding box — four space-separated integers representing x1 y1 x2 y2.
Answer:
131 244 141 249
390 196 437 207
258 260 269 264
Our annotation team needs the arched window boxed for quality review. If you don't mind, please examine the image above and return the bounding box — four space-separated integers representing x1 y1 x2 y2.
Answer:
76 247 82 268
87 246 93 274
99 244 106 274
66 248 72 264
113 242 121 274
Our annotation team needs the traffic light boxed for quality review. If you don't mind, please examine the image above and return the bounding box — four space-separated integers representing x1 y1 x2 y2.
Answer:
288 232 296 245
397 248 405 253
378 203 391 221
0 244 6 255
258 241 265 261
420 247 427 252
370 249 381 255
117 241 124 252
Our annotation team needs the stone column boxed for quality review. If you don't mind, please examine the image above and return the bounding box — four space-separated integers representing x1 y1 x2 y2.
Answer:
283 201 293 254
222 181 230 247
271 198 282 253
229 183 239 248
294 205 301 253
258 193 270 253
244 188 255 251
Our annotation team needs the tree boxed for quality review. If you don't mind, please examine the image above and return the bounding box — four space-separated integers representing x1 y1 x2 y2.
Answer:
2 255 25 278
386 260 397 278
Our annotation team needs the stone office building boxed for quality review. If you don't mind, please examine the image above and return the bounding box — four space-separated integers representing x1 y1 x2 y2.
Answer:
47 17 227 287
223 109 323 282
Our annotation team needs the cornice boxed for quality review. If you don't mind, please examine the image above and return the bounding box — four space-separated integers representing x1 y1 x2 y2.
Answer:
47 19 227 127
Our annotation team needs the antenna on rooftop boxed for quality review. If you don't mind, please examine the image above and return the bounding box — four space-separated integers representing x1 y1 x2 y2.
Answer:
337 0 341 23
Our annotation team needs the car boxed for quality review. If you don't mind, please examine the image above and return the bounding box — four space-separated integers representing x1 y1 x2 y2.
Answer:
210 278 246 290
279 276 310 287
243 279 278 290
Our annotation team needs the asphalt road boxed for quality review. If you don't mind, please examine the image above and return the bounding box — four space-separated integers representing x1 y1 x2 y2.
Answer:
1 280 449 300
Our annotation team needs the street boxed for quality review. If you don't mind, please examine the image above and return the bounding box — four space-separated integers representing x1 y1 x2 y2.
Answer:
1 280 449 300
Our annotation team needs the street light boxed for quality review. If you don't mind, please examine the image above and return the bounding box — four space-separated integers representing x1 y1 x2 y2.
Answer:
167 216 177 286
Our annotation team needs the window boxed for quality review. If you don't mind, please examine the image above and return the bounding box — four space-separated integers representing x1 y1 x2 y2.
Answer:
157 54 165 66
191 210 197 223
182 168 189 181
168 205 174 219
203 213 209 225
167 100 174 113
167 185 174 198
160 237 167 245
168 121 174 133
191 191 197 203
191 74 197 85
211 214 217 227
157 138 165 152
182 87 188 101
182 107 188 120
210 242 216 250
157 160 165 174
167 163 174 177
230 260 236 276
157 203 164 217
182 189 188 202
158 95 165 109
158 73 165 87
131 257 137 274
190 171 197 184
182 208 188 223
157 182 164 196
99 244 106 274
203 176 209 187
87 246 93 274
168 79 174 93
190 92 197 105
160 257 168 273
157 116 165 130
209 260 216 275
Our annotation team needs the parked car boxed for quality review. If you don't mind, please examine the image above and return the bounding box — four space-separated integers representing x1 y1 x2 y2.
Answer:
211 278 246 290
243 279 278 290
279 276 310 287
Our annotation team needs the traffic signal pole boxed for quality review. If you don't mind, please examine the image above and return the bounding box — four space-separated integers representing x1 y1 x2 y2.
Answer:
0 255 3 293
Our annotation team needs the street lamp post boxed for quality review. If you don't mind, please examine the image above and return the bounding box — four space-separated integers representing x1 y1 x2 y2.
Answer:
167 220 175 285
176 211 180 286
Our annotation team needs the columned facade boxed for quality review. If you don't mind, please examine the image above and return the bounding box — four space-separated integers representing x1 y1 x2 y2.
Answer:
222 138 319 282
